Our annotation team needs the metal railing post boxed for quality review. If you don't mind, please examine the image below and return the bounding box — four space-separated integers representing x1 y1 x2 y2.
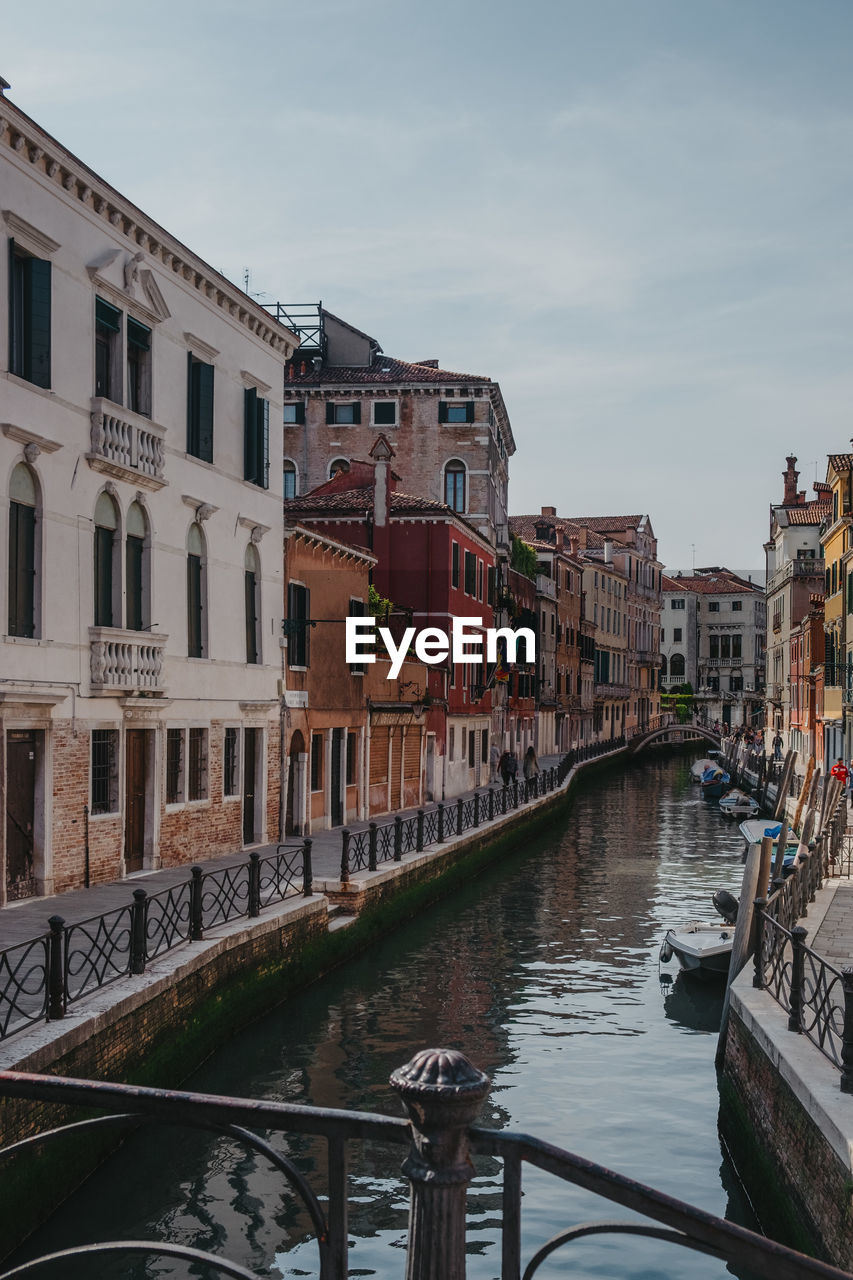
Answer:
390 1049 490 1280
752 898 766 989
502 783 508 814
47 915 66 1020
473 793 480 829
248 851 261 918
841 969 853 1094
513 779 519 809
488 788 494 822
457 796 464 833
190 866 204 941
788 925 808 1033
130 888 147 974
302 838 313 896
436 804 444 843
341 829 351 884
416 809 425 852
395 815 403 860
369 822 378 872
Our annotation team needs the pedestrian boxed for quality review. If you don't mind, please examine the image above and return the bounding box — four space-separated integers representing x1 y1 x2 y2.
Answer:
523 745 540 780
831 757 849 790
489 741 500 783
499 751 512 786
505 750 518 783
772 731 783 762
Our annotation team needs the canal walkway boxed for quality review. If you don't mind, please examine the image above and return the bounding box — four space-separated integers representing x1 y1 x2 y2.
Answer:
0 756 562 950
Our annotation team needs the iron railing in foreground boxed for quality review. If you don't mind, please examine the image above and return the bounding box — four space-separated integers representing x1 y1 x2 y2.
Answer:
0 842 313 1044
0 1048 850 1280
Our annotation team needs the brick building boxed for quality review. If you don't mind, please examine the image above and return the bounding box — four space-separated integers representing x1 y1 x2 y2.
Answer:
1 89 297 905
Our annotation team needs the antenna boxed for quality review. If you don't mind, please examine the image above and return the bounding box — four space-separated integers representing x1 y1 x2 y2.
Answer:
243 268 250 293
690 544 696 571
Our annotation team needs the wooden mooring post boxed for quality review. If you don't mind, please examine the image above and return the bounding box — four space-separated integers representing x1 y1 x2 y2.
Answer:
715 838 768 1068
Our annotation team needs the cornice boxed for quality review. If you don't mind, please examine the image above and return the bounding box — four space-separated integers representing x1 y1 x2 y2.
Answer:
3 209 60 257
184 331 221 363
0 101 298 359
1 422 63 453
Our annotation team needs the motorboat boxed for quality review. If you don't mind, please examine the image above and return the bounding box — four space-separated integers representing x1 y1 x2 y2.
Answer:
719 789 760 819
659 890 739 980
700 765 730 799
738 818 799 876
690 757 717 782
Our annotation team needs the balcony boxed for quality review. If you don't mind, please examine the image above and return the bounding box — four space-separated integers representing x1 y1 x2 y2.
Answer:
535 574 556 600
767 557 824 594
89 398 167 490
706 657 743 667
635 649 662 666
594 683 630 700
89 628 168 693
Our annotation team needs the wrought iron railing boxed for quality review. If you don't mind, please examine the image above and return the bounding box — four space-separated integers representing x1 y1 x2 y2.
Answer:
0 1048 850 1280
0 841 313 1045
753 799 853 1090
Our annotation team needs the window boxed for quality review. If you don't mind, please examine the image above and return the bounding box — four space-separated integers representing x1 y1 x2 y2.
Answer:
283 460 297 499
439 401 474 423
166 728 184 804
187 353 214 462
673 627 682 642
468 730 475 768
373 401 397 426
732 600 742 612
464 550 476 596
288 582 310 667
346 732 356 786
283 401 305 424
127 318 152 416
245 544 260 665
732 634 742 659
187 522 206 658
244 387 270 488
709 601 720 613
710 635 719 659
329 458 349 479
187 727 208 801
8 463 38 638
326 402 361 425
670 653 685 678
9 241 51 389
90 729 119 814
671 598 685 610
730 675 743 691
449 727 455 760
95 297 121 401
487 566 496 607
478 561 484 601
481 728 488 764
349 598 366 673
311 733 323 791
224 727 240 797
125 501 148 632
451 541 460 588
444 460 466 512
94 491 119 627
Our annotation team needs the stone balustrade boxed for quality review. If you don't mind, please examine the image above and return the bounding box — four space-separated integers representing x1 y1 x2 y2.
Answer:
89 398 167 489
89 627 168 693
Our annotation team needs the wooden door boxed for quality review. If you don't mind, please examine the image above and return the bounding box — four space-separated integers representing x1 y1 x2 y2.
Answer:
6 731 36 900
243 729 257 845
124 729 146 873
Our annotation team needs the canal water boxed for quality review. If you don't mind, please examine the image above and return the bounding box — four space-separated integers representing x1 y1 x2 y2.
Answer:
15 753 762 1278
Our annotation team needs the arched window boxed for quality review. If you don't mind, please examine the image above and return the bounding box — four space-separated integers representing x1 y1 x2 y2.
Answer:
94 491 120 627
444 459 466 512
125 500 150 632
660 654 668 679
245 543 260 665
670 653 685 679
187 522 207 658
8 462 39 638
283 460 298 499
329 458 349 479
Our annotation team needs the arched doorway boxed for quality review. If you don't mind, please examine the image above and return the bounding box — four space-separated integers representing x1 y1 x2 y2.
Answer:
286 730 306 836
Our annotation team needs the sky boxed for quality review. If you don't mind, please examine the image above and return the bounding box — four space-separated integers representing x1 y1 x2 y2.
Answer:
5 0 853 570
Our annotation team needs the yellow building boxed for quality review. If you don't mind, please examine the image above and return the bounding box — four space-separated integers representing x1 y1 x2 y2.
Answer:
819 454 853 764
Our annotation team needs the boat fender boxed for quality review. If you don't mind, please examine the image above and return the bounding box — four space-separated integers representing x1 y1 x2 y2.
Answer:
659 939 673 964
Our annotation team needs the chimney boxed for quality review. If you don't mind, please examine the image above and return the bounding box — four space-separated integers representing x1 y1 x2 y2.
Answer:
369 433 396 529
541 506 557 517
798 490 806 505
416 359 439 368
604 540 613 564
569 535 579 556
783 456 799 505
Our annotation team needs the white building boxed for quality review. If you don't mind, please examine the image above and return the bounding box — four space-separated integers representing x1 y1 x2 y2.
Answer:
0 87 297 904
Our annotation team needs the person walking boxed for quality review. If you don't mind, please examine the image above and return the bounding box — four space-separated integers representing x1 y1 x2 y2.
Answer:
772 732 783 762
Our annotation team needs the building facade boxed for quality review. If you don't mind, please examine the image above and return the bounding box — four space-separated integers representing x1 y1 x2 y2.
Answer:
1 91 296 904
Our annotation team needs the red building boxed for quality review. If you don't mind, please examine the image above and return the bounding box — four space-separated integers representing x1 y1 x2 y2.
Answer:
284 436 498 798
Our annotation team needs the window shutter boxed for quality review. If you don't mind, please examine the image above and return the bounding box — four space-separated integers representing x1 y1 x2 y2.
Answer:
95 298 122 332
198 361 214 463
352 401 361 424
465 400 475 423
8 239 19 377
259 396 270 489
126 536 144 632
295 401 305 425
94 526 113 627
304 587 311 667
245 571 258 664
26 256 51 389
8 502 35 638
438 401 448 423
244 387 258 482
188 554 203 657
186 352 197 454
326 402 335 425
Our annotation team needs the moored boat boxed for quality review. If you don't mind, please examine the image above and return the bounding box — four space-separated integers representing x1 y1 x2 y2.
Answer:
700 765 730 799
719 789 760 818
690 757 717 782
659 890 739 980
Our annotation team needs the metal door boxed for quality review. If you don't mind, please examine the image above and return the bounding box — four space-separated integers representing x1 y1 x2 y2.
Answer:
6 730 36 900
124 729 146 873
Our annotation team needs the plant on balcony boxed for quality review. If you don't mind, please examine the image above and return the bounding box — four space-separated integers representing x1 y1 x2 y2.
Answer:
510 535 537 581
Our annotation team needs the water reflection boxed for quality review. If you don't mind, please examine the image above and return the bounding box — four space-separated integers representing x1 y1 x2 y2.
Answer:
12 754 761 1279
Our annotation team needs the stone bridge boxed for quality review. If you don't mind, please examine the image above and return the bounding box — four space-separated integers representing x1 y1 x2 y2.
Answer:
627 717 721 757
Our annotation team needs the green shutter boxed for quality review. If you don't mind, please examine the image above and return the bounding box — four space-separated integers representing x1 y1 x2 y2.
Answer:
465 400 475 422
127 317 151 350
245 571 258 664
438 401 448 423
326 402 335 425
295 401 305 425
259 396 270 489
95 297 122 333
187 554 203 657
244 387 258 482
197 361 214 463
126 536 144 631
8 502 35 638
352 401 361 424
186 352 196 454
25 257 52 389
